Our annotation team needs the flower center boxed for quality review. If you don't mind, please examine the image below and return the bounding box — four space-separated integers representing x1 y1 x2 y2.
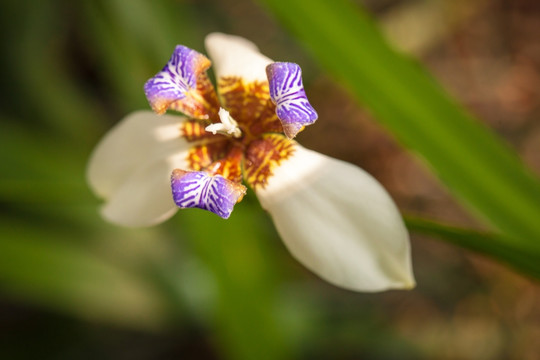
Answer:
142 42 318 219
181 77 295 190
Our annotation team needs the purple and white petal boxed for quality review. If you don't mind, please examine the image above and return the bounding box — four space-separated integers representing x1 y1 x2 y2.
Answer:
255 145 415 292
205 33 272 83
171 170 246 219
144 45 211 115
266 62 318 139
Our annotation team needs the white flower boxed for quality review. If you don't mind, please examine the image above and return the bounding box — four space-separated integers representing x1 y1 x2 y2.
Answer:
87 33 415 292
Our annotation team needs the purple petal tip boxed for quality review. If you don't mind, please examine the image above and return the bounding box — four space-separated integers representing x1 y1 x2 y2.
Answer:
144 45 210 114
266 62 318 138
171 170 246 219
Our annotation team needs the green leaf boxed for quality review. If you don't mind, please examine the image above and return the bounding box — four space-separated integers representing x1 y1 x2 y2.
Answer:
172 201 293 360
257 0 540 250
0 220 168 329
80 0 207 111
405 217 540 279
9 1 105 143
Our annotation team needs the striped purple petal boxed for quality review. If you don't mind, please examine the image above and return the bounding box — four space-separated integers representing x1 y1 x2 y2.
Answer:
266 62 318 139
171 169 246 219
144 45 210 115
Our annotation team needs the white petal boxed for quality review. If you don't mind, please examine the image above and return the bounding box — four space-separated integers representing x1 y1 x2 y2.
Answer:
87 110 188 198
100 153 187 227
256 145 415 292
205 33 272 82
87 111 190 227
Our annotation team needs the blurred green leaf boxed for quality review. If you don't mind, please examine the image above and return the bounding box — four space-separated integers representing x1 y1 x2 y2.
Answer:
0 220 168 329
80 0 207 112
0 119 92 204
405 217 540 279
9 1 105 143
174 200 293 360
257 0 540 251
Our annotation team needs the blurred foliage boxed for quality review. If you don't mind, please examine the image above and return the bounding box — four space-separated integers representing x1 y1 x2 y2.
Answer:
258 0 540 269
1 0 540 359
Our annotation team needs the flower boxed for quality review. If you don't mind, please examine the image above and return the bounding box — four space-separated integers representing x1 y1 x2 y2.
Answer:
87 33 415 292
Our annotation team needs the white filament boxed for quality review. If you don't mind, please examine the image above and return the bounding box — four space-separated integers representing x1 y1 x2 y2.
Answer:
205 108 242 138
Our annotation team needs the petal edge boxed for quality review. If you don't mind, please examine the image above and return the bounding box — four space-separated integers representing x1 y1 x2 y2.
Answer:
87 111 189 200
205 33 272 82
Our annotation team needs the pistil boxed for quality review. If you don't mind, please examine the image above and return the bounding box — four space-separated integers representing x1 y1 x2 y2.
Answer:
205 108 242 138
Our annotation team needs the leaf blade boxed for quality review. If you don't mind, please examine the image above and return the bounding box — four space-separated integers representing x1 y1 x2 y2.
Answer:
257 0 540 248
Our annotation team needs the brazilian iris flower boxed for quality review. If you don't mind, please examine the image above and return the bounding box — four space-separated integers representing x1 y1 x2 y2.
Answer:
87 33 415 291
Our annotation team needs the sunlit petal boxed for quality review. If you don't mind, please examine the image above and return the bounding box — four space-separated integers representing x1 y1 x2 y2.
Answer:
256 145 415 291
205 32 272 82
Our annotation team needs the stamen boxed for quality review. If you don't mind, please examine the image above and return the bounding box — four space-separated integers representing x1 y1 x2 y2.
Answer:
205 108 242 138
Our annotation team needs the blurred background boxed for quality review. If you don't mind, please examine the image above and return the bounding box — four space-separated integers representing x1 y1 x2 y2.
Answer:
1 0 540 359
